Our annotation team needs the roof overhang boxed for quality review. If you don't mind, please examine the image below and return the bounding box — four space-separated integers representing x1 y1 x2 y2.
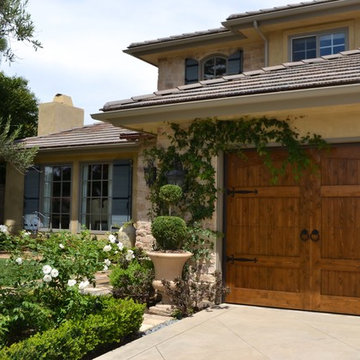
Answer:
124 31 246 66
223 0 360 30
91 83 360 132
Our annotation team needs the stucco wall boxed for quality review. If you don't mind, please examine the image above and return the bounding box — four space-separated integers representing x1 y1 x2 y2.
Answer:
4 148 138 234
4 164 24 233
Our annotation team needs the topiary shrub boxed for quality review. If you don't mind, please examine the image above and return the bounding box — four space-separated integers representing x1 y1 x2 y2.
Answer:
159 184 182 204
151 216 188 250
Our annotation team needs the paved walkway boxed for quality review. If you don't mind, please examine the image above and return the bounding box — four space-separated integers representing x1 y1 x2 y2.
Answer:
95 304 360 360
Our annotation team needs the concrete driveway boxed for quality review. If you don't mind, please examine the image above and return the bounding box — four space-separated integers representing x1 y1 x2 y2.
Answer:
96 304 360 360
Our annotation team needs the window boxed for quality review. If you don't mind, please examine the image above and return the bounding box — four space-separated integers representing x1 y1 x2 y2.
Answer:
80 161 131 231
203 56 227 80
185 50 243 84
291 30 346 61
24 165 72 230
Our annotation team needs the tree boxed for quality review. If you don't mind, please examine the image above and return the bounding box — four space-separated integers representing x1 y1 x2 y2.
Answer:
0 0 41 62
0 72 38 138
0 118 37 173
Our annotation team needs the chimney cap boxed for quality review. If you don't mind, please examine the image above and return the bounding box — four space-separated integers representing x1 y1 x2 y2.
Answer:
53 94 73 106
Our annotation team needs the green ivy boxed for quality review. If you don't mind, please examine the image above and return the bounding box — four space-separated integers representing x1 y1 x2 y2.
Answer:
144 117 327 225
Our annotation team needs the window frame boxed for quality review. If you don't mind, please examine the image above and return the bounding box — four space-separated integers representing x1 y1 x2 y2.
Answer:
201 54 228 80
289 28 348 61
79 160 132 233
24 164 73 231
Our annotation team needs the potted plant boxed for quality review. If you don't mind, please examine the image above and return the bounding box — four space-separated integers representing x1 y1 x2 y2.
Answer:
147 184 192 304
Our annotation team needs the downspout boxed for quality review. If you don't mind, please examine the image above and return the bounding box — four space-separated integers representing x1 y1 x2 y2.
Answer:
253 20 268 67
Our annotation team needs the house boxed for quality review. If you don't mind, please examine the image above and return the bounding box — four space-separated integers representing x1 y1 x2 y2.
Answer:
3 94 142 234
91 0 360 315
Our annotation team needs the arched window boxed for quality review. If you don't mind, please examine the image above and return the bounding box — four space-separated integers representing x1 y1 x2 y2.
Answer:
203 56 227 80
184 51 243 84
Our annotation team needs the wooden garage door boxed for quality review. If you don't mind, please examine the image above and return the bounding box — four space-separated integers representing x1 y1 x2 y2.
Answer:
225 145 360 315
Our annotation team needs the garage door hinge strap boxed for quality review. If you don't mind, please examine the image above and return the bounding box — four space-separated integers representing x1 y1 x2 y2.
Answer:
227 188 258 197
226 255 258 264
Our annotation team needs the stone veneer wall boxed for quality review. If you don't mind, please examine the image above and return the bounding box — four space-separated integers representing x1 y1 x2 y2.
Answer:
157 42 264 90
134 124 219 281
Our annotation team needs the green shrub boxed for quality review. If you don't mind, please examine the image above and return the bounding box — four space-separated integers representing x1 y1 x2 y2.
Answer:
110 260 154 304
151 216 188 250
159 184 182 204
0 298 145 360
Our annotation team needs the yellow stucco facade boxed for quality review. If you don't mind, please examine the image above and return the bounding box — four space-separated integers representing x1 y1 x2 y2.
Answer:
3 148 138 234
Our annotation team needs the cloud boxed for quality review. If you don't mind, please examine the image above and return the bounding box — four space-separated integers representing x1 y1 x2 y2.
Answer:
3 0 303 124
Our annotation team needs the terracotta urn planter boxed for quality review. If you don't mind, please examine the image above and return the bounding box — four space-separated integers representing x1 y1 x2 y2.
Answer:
147 251 193 304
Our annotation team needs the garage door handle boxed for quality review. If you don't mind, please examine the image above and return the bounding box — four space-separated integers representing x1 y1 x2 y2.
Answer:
310 229 320 242
300 229 309 241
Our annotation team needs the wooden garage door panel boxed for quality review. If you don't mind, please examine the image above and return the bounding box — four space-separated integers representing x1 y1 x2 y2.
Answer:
225 150 307 309
321 270 360 297
228 226 300 257
226 146 360 315
234 265 301 292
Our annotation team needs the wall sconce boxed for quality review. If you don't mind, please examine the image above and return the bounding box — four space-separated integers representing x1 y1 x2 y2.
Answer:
165 158 185 187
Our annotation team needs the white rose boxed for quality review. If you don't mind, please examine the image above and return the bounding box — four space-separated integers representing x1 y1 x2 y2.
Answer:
15 257 23 265
67 279 77 287
23 231 31 237
117 242 124 251
125 250 135 261
43 274 52 283
103 265 109 271
42 265 52 275
59 243 65 249
0 225 8 235
79 280 89 290
104 259 111 266
103 244 112 252
108 234 116 243
50 268 59 278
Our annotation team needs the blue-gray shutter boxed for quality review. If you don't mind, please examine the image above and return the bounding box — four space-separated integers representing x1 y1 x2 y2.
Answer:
185 58 199 84
227 50 243 75
112 160 132 226
23 166 40 217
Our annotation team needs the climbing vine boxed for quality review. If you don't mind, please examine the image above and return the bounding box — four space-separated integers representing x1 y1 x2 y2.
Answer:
143 116 327 226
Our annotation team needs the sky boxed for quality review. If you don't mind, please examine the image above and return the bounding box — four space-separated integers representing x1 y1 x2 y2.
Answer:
3 0 299 124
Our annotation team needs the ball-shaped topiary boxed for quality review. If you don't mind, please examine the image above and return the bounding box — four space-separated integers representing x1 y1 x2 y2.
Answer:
151 216 188 250
159 185 182 205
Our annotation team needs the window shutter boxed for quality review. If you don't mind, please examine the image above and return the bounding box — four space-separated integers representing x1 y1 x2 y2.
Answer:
185 58 199 84
23 166 40 229
112 160 132 226
227 50 243 75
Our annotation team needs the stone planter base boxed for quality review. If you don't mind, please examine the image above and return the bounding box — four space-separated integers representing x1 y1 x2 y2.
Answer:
147 251 193 304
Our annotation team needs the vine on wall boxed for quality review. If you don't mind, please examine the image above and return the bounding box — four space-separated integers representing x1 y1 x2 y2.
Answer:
143 117 327 227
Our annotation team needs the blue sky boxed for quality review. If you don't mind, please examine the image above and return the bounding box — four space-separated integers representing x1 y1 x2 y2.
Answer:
3 0 299 124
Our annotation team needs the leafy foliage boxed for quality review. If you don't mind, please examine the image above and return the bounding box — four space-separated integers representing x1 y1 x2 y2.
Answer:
0 298 145 360
162 271 229 319
0 73 38 138
0 0 42 63
144 117 327 224
151 216 188 250
0 118 37 173
110 259 154 305
0 230 109 345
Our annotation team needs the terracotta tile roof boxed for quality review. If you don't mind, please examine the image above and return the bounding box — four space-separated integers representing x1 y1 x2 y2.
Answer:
226 0 340 20
127 27 229 49
20 122 140 150
102 49 360 112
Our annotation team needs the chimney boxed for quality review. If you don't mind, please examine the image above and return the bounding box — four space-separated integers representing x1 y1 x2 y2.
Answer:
37 94 84 136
